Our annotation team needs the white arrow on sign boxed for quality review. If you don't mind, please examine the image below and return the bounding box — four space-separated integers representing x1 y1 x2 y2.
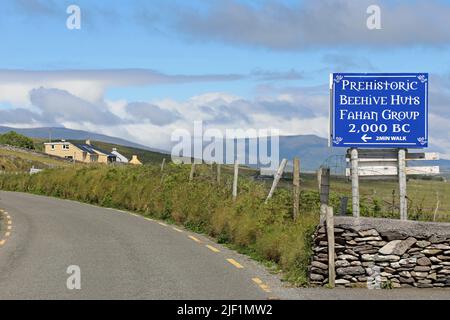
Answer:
361 134 372 142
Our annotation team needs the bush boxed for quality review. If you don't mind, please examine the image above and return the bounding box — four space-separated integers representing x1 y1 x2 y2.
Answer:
0 131 35 149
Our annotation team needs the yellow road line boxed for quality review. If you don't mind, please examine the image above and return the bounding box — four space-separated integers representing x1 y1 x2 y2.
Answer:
259 284 271 293
0 240 5 246
227 258 244 269
252 278 263 285
7 220 12 225
158 222 168 227
6 215 11 219
145 217 154 221
188 235 201 243
5 232 10 237
206 245 220 253
7 226 11 230
172 227 183 233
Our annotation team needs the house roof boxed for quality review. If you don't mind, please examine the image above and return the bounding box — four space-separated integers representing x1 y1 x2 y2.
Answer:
73 143 116 157
45 140 116 157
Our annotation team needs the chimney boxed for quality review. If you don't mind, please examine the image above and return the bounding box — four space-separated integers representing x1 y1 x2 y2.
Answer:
85 139 91 145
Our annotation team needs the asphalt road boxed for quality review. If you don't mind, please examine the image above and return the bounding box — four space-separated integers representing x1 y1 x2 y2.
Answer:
0 191 449 300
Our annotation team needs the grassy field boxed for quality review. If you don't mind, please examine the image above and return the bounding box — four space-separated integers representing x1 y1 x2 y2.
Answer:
0 146 74 172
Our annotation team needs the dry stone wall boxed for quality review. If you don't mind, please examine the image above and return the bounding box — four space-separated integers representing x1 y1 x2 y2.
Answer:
310 216 450 288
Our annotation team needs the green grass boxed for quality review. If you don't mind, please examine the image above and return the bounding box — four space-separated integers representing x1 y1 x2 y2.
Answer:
0 163 319 286
0 147 74 172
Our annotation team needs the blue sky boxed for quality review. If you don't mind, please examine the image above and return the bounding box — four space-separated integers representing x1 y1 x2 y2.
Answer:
0 0 450 156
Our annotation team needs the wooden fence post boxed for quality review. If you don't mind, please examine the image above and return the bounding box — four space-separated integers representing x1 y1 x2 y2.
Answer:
326 206 335 288
398 148 407 221
189 163 196 182
217 163 221 184
350 148 360 217
161 158 166 172
293 157 300 220
232 160 239 201
265 159 288 203
319 167 330 224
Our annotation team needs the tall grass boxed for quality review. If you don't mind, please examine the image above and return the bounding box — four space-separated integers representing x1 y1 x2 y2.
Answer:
0 164 320 285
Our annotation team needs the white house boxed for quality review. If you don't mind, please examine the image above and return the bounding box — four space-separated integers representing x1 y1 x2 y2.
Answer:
111 148 129 163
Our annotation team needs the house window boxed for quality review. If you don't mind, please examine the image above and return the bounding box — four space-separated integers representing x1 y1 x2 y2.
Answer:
63 144 70 150
51 145 55 150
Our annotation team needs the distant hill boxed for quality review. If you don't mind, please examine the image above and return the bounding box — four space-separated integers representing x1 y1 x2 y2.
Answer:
2 126 449 173
0 126 168 154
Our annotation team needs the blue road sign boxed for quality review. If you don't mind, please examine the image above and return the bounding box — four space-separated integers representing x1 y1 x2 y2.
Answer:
330 73 428 148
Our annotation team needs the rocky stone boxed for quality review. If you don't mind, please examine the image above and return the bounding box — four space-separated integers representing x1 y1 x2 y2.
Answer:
407 248 422 254
334 228 344 233
335 260 351 268
338 254 358 261
311 261 328 270
400 277 414 284
358 229 379 237
374 254 401 262
417 257 431 266
415 240 431 248
335 279 350 285
429 235 448 244
336 266 365 276
310 274 324 281
342 232 358 237
346 240 357 245
350 261 362 266
429 244 450 250
414 266 431 272
384 267 396 273
399 257 417 265
353 245 374 252
417 279 432 284
311 267 327 275
379 237 417 256
411 271 428 278
355 236 383 242
438 269 450 275
359 249 379 255
368 241 387 247
380 231 407 241
415 283 433 288
430 257 442 263
362 254 374 262
431 265 443 270
343 249 358 257
399 271 411 278
437 255 450 261
390 262 401 269
427 273 437 280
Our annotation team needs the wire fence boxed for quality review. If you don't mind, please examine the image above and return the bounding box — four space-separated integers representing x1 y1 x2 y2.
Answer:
319 154 449 221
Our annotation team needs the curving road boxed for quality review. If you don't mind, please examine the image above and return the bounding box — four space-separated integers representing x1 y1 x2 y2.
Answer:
0 191 273 299
1 191 449 300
